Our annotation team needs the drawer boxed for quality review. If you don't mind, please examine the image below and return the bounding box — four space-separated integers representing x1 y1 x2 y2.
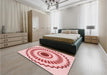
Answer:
6 41 23 47
0 34 5 39
6 33 27 38
92 36 98 40
21 33 28 36
22 36 28 40
6 37 23 42
0 39 5 43
85 36 91 39
0 44 4 48
23 40 28 43
85 39 91 43
91 40 98 44
6 33 21 38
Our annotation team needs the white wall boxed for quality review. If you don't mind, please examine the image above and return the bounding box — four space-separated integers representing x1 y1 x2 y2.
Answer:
60 6 83 29
59 1 98 35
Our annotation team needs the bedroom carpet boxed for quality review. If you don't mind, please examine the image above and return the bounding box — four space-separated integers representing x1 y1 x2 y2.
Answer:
18 46 75 75
0 41 107 75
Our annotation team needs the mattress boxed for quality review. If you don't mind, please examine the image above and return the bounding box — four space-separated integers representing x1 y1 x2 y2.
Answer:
43 34 80 44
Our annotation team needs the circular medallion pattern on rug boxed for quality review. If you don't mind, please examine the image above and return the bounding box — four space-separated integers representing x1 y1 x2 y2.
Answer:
26 47 70 69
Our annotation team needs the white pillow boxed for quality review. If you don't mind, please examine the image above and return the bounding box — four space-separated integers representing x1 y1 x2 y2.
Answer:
71 30 78 34
61 30 71 34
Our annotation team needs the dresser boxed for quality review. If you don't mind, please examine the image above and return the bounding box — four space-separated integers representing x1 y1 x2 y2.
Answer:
0 33 28 48
85 35 98 44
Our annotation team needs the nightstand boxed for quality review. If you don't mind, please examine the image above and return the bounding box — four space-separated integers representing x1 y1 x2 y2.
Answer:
85 35 98 44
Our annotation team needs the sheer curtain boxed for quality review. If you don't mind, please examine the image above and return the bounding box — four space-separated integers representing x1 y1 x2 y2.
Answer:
50 11 60 33
0 0 43 33
83 1 98 35
51 1 98 35
0 0 28 33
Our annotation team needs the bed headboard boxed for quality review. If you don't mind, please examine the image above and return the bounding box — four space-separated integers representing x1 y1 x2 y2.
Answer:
58 29 85 41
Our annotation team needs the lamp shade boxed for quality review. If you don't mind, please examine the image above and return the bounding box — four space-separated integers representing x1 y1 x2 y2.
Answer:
86 26 95 29
53 27 58 29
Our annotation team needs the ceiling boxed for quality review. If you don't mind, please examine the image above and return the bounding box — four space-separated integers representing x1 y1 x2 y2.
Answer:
16 0 97 12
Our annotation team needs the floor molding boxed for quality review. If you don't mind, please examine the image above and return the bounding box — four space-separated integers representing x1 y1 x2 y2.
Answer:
98 43 107 56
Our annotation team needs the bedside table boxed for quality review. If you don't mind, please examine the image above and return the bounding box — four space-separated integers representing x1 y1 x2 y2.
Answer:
85 35 98 44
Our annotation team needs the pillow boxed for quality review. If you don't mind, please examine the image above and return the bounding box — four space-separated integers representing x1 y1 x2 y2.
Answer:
61 30 71 34
71 30 78 34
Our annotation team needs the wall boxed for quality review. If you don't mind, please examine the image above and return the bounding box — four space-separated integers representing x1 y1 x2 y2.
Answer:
0 0 48 33
99 0 107 53
59 1 98 35
60 6 82 29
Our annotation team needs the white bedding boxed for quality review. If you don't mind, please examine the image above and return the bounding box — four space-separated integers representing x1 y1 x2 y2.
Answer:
43 33 80 44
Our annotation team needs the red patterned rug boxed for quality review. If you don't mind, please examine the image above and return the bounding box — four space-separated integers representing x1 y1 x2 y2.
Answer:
18 46 75 75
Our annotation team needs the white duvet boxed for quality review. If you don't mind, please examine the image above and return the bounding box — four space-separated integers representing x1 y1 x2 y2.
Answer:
44 33 80 41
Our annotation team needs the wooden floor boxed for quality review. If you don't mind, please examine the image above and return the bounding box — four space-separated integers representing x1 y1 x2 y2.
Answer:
0 41 107 75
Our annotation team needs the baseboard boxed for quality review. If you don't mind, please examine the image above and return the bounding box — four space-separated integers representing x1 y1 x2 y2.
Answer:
98 43 107 56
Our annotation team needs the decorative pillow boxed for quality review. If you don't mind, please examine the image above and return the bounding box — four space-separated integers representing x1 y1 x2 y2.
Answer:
71 30 78 34
61 30 71 34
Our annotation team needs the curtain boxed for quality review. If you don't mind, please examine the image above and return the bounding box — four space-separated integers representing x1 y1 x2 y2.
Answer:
83 1 98 35
50 11 60 33
0 0 42 33
51 1 98 35
76 1 98 35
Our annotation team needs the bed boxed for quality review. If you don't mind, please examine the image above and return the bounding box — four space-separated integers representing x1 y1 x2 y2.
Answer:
40 29 85 55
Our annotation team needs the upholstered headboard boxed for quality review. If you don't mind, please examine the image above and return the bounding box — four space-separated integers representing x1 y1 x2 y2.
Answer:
58 29 85 41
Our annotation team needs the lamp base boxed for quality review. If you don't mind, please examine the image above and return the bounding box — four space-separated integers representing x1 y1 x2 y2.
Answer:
89 29 92 35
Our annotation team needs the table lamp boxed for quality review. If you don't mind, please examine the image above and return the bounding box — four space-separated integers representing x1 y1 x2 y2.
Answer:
86 25 95 35
53 27 58 33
